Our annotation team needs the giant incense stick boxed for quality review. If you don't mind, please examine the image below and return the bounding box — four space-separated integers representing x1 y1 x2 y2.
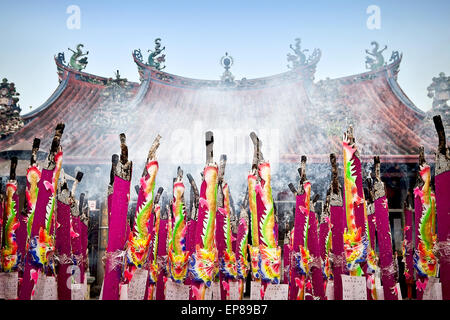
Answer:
329 153 346 300
155 205 167 300
319 191 333 298
125 135 160 297
413 147 438 300
79 194 89 290
1 157 20 276
167 167 190 284
306 207 325 300
433 115 450 300
289 156 311 300
402 192 414 299
373 156 398 300
253 133 281 289
185 173 199 300
236 195 250 300
102 133 133 300
19 123 64 300
342 127 368 277
217 155 238 299
189 131 218 300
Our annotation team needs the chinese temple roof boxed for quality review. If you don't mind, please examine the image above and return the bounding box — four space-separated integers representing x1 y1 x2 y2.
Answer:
0 44 438 165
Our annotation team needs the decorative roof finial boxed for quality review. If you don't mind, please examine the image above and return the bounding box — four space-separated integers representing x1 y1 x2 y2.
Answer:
68 44 89 71
365 41 387 71
147 38 166 70
220 52 235 85
287 38 320 70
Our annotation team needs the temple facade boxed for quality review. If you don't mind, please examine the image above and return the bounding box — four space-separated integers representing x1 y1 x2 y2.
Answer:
0 39 448 291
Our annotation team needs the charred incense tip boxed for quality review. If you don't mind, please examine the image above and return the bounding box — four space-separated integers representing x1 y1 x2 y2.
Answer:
433 115 447 155
147 134 162 160
154 187 164 205
134 185 140 195
10 156 18 180
79 193 85 212
119 133 128 164
177 166 183 179
288 183 297 195
205 131 214 164
418 146 425 166
32 138 41 150
75 171 84 182
218 154 227 180
299 155 307 182
312 194 320 204
112 154 119 165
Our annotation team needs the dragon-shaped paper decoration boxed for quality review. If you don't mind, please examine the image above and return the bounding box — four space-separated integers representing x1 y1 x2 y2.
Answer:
147 38 166 70
68 44 89 71
342 134 368 274
1 182 20 272
219 184 238 279
247 174 261 280
25 166 41 242
29 151 62 272
167 180 190 283
236 217 249 279
365 41 387 71
296 182 313 276
126 160 158 269
189 165 218 287
256 162 281 284
148 204 161 285
413 164 438 277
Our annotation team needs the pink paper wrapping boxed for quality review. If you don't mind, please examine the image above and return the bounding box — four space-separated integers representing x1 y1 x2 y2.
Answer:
102 175 131 300
283 243 290 284
55 199 72 300
71 216 82 279
403 206 414 289
414 193 425 300
235 216 249 296
330 203 345 300
155 219 168 300
307 212 325 300
19 168 54 300
435 170 450 300
216 208 226 300
288 194 307 299
80 221 88 283
367 211 377 250
374 195 398 300
186 219 196 300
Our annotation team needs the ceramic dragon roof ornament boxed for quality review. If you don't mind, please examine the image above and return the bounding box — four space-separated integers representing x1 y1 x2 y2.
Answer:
365 41 387 71
68 44 89 71
287 38 321 70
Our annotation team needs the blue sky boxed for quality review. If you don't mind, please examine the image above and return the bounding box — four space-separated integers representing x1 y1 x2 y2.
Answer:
1 0 449 114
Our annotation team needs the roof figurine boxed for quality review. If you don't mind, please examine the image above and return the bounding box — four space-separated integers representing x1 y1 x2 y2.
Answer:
147 38 166 70
365 41 387 71
68 44 89 71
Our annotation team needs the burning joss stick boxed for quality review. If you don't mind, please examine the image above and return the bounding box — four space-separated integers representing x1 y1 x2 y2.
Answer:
19 123 64 300
433 115 450 300
413 147 438 300
372 156 398 300
190 131 218 300
102 133 133 300
235 194 250 300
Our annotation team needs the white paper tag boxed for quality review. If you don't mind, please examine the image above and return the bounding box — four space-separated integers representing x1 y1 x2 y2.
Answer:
341 275 367 300
119 284 128 300
396 283 403 300
71 283 85 300
376 285 384 300
423 277 442 300
99 280 104 300
325 280 334 300
165 278 190 300
128 269 148 300
212 281 221 300
263 284 289 300
3 272 18 300
250 281 262 300
228 281 240 300
33 275 58 300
